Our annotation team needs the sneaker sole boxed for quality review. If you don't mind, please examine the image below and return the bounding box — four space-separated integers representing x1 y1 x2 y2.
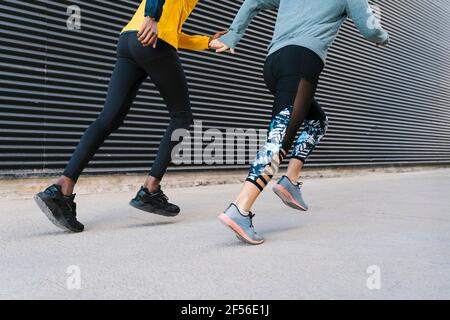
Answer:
129 200 179 217
218 214 264 245
272 184 308 212
34 194 83 233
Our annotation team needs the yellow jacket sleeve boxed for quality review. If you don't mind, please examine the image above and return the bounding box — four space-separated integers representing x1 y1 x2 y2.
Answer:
178 32 210 51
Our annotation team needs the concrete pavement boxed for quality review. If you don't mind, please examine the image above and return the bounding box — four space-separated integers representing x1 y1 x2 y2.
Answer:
1 169 449 299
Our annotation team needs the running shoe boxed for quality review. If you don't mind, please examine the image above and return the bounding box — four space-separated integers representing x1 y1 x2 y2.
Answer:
130 186 180 217
218 204 264 245
34 185 84 232
273 176 309 211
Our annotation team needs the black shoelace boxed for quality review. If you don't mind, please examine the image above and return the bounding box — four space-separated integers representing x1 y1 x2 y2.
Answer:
50 188 77 219
154 189 169 204
248 212 256 228
63 197 77 218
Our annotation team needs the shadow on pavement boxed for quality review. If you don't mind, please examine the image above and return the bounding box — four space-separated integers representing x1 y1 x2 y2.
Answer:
122 221 176 230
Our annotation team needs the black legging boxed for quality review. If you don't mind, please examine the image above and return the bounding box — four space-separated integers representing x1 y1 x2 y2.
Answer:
264 46 326 122
63 32 192 182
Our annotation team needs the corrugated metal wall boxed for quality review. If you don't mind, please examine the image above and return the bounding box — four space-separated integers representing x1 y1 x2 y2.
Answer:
1 0 449 177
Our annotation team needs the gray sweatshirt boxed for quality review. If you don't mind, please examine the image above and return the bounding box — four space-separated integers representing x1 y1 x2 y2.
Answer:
220 0 390 63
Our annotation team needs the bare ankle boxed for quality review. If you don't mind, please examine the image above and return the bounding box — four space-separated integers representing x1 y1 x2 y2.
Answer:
144 176 161 193
286 174 299 184
233 200 251 215
286 159 304 183
55 176 75 196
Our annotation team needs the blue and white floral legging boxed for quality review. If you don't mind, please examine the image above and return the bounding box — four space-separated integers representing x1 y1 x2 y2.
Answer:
246 106 328 190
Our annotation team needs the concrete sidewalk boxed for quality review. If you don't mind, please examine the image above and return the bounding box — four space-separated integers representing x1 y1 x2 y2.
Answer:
0 169 449 299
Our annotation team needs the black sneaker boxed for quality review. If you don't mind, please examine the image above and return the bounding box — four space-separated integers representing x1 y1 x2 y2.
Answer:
34 185 84 233
129 186 180 217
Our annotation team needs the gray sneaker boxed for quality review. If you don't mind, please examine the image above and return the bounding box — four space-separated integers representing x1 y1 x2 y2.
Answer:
273 176 309 211
218 204 264 245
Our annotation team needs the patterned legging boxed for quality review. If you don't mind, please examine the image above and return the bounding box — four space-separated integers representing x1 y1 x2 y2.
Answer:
246 106 328 190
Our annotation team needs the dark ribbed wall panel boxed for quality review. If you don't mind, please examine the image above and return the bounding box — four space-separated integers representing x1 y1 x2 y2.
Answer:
1 0 449 176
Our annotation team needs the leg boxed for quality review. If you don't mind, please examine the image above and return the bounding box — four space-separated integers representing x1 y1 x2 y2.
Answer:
235 79 321 211
286 99 329 182
235 106 292 212
141 50 193 192
124 39 189 216
273 99 328 211
281 79 317 153
235 97 327 211
59 57 147 195
285 158 304 183
220 47 323 244
232 53 292 213
233 46 324 212
34 39 147 232
265 79 321 212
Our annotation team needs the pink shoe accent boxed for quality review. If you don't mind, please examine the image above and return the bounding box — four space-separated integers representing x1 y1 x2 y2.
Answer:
273 184 308 211
218 214 264 245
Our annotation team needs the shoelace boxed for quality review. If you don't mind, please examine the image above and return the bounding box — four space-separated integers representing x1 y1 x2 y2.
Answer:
154 189 169 203
49 188 77 218
49 190 77 216
63 196 77 218
70 201 77 216
248 212 256 229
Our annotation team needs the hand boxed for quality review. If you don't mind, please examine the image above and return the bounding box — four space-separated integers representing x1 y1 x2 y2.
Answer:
209 30 228 47
138 16 158 48
209 39 235 54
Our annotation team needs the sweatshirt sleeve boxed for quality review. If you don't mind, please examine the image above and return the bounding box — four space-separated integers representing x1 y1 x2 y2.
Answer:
219 0 280 49
145 0 166 22
178 32 210 51
346 0 389 44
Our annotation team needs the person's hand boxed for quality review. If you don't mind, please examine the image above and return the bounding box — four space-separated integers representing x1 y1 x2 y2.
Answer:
209 30 228 48
209 39 235 54
137 16 158 48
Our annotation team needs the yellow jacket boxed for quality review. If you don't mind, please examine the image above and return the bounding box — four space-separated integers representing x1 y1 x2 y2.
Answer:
122 0 210 51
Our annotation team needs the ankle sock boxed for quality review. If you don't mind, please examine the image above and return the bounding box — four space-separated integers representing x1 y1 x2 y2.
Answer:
236 205 250 216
